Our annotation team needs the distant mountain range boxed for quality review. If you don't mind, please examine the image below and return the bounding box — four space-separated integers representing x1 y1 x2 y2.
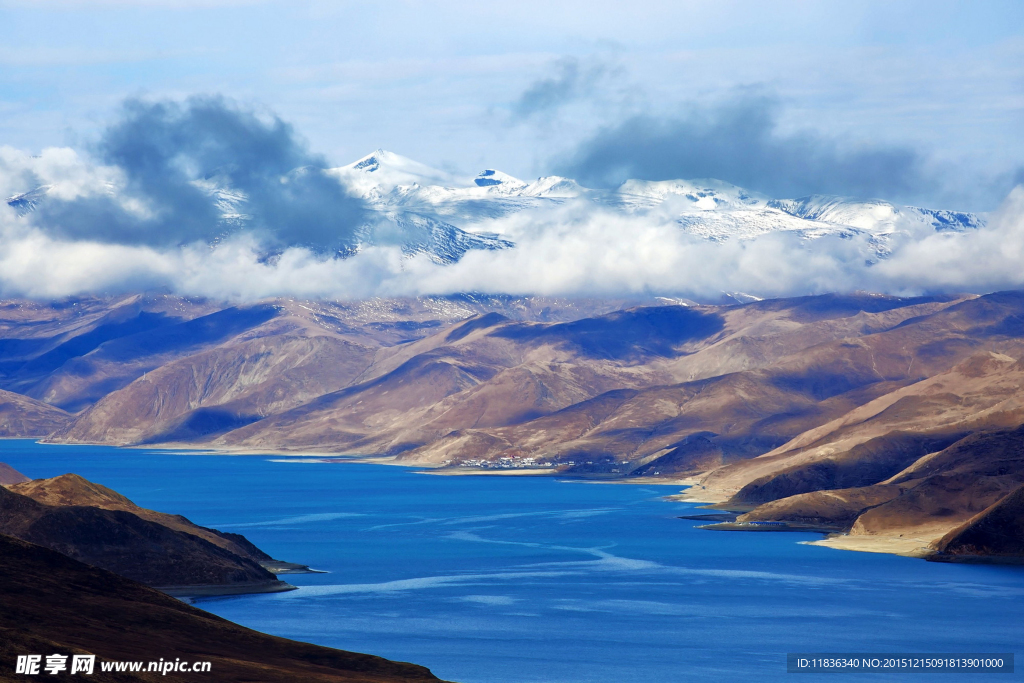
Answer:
6 148 983 264
1 290 1023 562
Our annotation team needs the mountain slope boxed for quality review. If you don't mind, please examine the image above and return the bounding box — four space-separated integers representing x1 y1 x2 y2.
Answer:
0 485 282 590
41 292 979 462
932 482 1024 561
10 474 276 567
692 351 1024 505
0 462 29 485
0 387 71 436
0 294 632 423
53 331 378 445
0 533 445 682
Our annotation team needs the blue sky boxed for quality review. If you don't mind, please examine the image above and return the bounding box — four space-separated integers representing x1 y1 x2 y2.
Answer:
1 0 1022 210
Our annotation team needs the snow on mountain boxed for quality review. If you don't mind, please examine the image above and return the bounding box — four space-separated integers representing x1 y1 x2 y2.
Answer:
768 195 901 230
384 213 514 264
6 147 985 267
520 176 587 198
613 178 765 211
331 149 466 198
767 195 980 234
5 185 53 215
334 155 571 227
906 207 983 232
473 169 527 190
191 178 250 225
674 208 861 244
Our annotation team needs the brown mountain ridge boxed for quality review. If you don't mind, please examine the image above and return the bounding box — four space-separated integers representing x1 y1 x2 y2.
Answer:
2 290 1024 559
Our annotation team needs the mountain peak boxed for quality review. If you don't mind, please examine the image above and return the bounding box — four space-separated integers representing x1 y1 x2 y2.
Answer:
521 176 585 198
10 473 138 510
5 185 52 215
335 149 462 192
474 169 527 189
349 148 401 173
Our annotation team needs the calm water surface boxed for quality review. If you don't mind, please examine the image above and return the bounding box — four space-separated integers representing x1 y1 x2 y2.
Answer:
3 440 1022 683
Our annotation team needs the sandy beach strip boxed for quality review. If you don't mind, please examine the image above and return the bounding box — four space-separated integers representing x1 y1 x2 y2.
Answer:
803 534 936 558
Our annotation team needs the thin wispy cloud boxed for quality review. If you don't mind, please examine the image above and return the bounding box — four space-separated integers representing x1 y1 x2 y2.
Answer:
510 57 620 120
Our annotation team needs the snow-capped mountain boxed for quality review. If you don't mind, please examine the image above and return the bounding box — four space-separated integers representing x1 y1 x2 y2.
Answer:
767 195 981 234
330 148 468 199
330 150 982 259
6 185 53 215
332 150 589 226
5 148 984 265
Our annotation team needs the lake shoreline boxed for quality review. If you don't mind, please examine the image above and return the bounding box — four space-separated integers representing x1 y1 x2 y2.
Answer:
16 439 1022 566
158 579 299 598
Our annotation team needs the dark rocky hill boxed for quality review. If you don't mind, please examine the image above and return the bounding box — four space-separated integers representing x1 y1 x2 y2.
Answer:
10 473 276 567
0 533 446 682
0 485 283 591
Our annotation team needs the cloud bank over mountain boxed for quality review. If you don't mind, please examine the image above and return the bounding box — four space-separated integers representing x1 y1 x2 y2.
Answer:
20 97 368 250
1 98 1023 302
557 94 930 201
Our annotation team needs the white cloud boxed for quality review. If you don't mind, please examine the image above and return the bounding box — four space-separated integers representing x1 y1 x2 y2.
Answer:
0 146 121 201
404 203 864 299
878 186 1024 292
2 145 1023 302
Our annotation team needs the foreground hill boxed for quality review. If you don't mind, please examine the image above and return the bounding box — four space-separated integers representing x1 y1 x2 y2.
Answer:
0 484 281 593
3 290 1024 559
9 473 278 567
0 533 446 682
0 471 308 594
733 424 1024 553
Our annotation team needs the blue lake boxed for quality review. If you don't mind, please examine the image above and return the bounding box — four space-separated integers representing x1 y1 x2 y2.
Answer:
2 440 1022 682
